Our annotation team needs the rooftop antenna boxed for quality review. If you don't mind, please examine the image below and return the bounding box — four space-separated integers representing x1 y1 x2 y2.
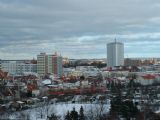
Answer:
115 38 117 43
55 51 57 55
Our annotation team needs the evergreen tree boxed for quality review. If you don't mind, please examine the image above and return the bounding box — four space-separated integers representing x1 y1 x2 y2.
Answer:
79 106 85 120
111 98 139 119
65 111 71 120
48 113 60 120
70 107 78 120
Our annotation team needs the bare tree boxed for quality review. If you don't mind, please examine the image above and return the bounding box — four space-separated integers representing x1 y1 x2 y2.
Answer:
36 106 46 119
18 112 30 120
86 103 108 120
36 102 57 120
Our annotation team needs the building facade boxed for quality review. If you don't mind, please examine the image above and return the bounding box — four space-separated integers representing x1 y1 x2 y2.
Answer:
37 53 63 77
16 63 37 75
124 58 141 66
1 60 37 75
107 41 124 67
37 53 48 76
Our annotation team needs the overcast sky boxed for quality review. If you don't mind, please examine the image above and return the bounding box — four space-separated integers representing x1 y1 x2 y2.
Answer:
1 0 160 59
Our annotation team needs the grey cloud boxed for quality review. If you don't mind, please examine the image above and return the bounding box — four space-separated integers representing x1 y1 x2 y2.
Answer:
0 0 160 59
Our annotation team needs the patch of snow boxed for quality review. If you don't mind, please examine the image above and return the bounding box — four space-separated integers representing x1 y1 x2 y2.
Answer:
1 103 110 120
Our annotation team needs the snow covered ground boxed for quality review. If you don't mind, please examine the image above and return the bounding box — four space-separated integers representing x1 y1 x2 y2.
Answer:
1 103 110 120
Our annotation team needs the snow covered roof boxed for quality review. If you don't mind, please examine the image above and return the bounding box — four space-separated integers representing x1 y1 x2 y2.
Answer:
47 84 59 87
6 82 14 86
23 72 38 77
42 79 51 85
16 101 24 104
42 96 48 99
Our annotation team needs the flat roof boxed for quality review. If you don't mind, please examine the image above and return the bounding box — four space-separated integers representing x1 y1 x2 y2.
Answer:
107 42 123 45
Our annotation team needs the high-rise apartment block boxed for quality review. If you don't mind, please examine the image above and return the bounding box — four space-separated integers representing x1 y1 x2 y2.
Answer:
37 52 63 77
107 40 124 67
37 53 48 76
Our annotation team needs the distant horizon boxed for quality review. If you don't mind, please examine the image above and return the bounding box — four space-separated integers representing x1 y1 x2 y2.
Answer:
1 56 160 61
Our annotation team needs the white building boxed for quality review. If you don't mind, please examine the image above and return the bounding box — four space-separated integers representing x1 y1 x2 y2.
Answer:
1 60 17 75
76 66 100 77
16 63 37 75
107 41 124 67
1 60 37 75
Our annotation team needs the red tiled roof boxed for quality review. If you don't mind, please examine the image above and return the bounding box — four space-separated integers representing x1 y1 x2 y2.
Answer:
142 74 156 80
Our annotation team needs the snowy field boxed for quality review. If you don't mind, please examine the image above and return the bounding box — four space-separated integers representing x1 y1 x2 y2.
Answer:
0 103 110 120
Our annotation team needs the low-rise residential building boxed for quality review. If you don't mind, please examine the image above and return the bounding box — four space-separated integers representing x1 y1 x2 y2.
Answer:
76 66 100 77
134 74 159 85
68 70 83 77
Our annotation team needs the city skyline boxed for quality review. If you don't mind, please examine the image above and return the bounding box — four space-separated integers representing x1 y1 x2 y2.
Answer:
1 0 160 59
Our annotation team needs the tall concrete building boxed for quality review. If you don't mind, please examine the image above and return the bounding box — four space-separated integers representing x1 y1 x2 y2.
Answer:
107 40 124 67
37 52 63 77
37 53 48 76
